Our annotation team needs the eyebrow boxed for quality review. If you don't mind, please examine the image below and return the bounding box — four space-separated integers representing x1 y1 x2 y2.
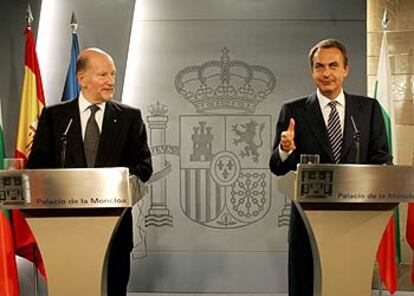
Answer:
314 61 339 67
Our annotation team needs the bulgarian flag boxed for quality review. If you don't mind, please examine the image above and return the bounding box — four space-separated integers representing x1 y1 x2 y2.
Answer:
11 25 47 282
374 31 398 294
0 210 19 296
0 102 20 296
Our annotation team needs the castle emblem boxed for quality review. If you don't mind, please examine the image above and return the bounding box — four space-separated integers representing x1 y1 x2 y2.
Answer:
190 121 213 161
176 48 276 229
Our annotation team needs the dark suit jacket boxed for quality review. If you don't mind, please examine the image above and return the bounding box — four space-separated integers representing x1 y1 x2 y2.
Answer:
27 98 152 182
270 92 390 175
268 92 390 295
27 98 153 296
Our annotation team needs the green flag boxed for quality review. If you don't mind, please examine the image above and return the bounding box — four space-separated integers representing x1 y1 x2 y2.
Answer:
0 101 4 167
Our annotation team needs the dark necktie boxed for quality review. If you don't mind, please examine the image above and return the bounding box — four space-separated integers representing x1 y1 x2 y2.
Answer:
84 105 100 167
327 101 342 163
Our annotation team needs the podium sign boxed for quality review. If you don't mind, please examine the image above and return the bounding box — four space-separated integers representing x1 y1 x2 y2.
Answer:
278 164 414 296
296 164 414 203
0 168 140 296
0 167 132 208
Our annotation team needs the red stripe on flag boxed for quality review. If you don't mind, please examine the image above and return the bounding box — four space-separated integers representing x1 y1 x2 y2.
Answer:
0 210 19 296
377 215 397 294
12 25 47 282
24 27 45 106
406 202 414 283
11 210 47 279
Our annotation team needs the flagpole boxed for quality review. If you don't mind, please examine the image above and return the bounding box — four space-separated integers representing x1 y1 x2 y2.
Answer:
376 9 386 296
375 8 399 296
33 245 38 296
61 12 80 102
25 5 39 296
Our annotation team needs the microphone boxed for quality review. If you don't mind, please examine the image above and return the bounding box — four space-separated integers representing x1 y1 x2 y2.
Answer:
350 116 360 163
60 118 73 168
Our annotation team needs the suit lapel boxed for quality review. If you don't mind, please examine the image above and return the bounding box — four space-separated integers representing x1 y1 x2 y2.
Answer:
65 99 86 166
95 101 122 167
303 94 334 161
341 93 360 160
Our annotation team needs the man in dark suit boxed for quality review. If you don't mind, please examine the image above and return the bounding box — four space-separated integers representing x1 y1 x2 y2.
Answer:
269 39 390 295
28 48 152 295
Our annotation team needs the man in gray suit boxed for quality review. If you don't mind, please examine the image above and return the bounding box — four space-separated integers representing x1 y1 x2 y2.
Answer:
28 48 152 295
269 39 390 295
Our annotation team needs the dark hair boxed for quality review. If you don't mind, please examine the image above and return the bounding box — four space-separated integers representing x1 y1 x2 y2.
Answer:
308 39 348 68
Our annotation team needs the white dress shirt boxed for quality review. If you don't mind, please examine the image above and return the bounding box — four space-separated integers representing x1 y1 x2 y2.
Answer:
317 88 345 134
78 92 106 140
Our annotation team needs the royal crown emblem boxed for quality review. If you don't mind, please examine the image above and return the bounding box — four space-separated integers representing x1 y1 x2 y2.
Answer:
175 47 276 114
141 48 276 230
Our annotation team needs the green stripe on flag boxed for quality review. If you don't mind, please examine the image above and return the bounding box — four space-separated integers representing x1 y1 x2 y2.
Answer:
0 103 9 220
0 101 5 169
0 126 5 170
1 209 11 220
374 32 401 266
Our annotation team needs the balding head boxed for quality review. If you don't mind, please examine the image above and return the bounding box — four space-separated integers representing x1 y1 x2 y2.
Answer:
76 48 116 104
76 48 114 75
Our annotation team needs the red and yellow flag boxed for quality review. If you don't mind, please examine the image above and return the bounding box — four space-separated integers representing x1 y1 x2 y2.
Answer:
15 26 45 163
12 25 47 282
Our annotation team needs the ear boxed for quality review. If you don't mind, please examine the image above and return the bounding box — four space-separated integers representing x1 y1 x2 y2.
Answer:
343 63 349 77
77 71 85 88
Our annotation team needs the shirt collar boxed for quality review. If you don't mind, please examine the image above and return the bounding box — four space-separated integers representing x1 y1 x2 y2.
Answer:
317 88 345 108
79 92 106 112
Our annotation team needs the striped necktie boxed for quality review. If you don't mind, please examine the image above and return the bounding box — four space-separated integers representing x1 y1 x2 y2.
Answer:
327 101 342 163
84 104 100 167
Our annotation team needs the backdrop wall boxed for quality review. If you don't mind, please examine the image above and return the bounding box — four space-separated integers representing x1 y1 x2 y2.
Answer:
0 0 366 294
123 0 366 293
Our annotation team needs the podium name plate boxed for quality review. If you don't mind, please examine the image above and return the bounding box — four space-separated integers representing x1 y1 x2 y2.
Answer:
296 164 414 203
0 168 132 209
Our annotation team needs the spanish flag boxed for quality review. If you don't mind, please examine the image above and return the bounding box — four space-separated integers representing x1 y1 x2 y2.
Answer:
15 26 45 162
7 25 47 292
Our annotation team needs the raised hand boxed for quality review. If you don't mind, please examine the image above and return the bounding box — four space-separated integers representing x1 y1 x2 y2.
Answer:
280 118 296 152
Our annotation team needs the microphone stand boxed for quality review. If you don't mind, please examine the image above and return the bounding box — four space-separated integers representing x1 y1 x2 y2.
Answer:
350 116 360 164
60 134 68 168
60 118 73 168
353 130 360 164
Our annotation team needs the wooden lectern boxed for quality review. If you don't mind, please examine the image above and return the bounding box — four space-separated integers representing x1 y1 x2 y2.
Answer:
0 168 143 296
278 164 414 296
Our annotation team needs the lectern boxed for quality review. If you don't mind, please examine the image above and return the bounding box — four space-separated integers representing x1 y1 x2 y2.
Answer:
0 168 142 296
278 164 414 296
